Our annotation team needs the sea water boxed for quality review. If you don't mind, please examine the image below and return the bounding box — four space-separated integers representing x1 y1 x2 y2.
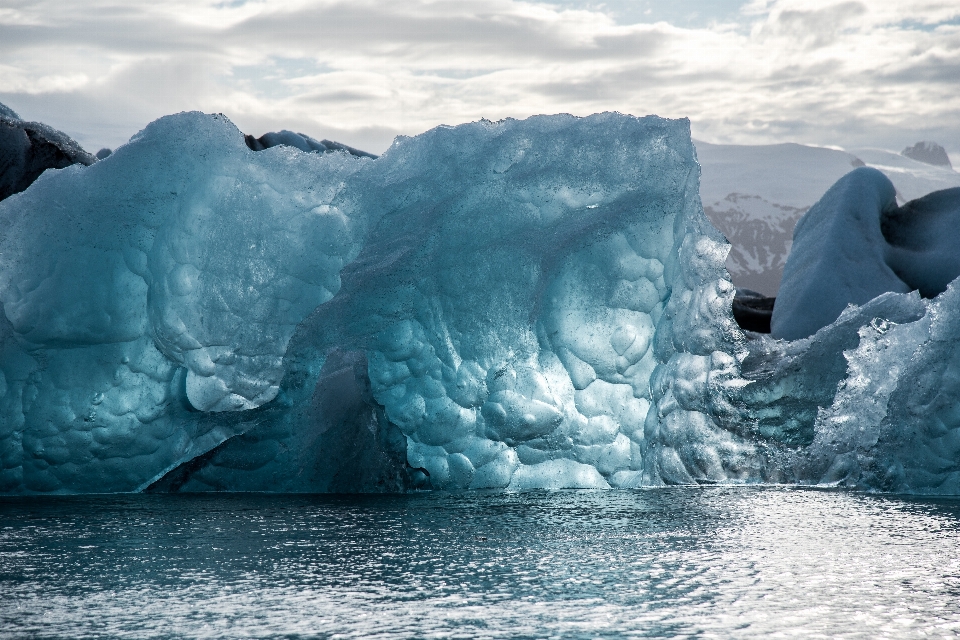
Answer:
2 488 960 639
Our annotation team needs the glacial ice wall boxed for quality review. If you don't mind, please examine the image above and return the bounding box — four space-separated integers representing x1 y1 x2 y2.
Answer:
3 109 960 495
758 166 960 492
145 112 756 493
727 285 960 494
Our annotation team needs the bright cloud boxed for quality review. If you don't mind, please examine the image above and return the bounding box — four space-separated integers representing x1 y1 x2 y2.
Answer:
0 0 957 156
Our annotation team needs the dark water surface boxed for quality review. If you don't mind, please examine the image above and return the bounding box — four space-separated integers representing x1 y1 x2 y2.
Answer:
2 488 960 639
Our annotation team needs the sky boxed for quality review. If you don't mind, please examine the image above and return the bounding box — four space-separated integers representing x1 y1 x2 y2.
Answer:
1 0 958 159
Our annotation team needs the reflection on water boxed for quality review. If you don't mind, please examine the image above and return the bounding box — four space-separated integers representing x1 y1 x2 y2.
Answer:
2 488 960 638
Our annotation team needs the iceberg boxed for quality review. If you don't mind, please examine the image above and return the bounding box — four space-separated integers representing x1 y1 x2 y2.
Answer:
793 285 960 493
0 113 372 492
2 108 960 496
773 168 960 340
771 168 909 340
1 110 745 493
885 186 960 298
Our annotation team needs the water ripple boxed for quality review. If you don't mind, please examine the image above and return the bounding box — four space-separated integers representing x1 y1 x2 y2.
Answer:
2 488 960 638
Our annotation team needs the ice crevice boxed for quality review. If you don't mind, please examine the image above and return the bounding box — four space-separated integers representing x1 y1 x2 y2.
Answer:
2 110 960 494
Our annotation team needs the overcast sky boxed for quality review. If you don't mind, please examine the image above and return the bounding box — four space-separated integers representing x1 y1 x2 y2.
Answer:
1 0 958 158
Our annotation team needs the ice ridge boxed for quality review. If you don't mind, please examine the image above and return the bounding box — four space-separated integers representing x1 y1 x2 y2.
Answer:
244 129 377 159
0 103 97 202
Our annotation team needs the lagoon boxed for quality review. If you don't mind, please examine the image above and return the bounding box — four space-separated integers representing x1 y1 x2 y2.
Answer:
2 488 960 639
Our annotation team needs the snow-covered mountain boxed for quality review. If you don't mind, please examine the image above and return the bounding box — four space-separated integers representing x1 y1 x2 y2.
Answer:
697 141 960 296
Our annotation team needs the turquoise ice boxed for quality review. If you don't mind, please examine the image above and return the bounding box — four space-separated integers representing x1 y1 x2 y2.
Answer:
3 110 960 494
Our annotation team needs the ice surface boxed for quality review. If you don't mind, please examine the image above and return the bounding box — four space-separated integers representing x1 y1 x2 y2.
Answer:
741 284 960 494
795 285 960 493
0 112 371 491
885 187 960 298
4 109 960 495
1 110 754 493
162 113 747 492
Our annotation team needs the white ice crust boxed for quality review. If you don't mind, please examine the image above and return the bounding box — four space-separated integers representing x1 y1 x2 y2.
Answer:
3 110 960 495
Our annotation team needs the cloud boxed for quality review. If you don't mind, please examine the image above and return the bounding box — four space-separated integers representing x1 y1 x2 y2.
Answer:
0 0 958 156
762 2 867 49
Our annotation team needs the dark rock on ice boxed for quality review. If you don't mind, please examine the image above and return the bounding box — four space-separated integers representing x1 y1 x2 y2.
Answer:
902 141 952 168
0 103 96 202
244 129 377 159
95 148 112 160
731 288 774 333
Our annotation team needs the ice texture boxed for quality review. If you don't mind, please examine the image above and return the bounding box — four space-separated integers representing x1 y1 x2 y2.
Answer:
4 109 960 495
0 112 371 491
794 286 960 493
884 187 960 298
772 168 908 340
154 113 749 492
738 285 960 494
